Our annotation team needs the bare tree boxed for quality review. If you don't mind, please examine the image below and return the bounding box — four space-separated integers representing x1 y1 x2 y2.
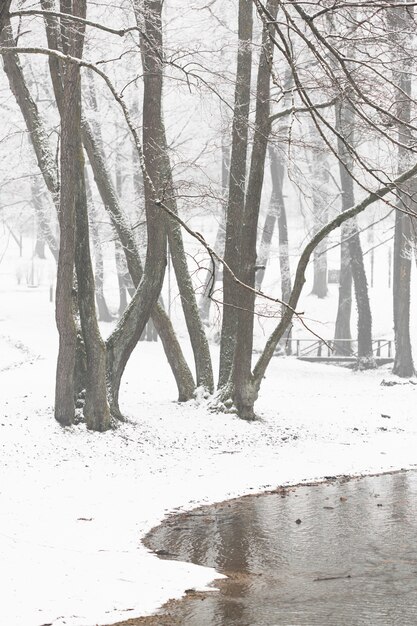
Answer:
232 0 279 418
54 0 86 425
134 0 214 393
389 1 415 376
219 0 253 388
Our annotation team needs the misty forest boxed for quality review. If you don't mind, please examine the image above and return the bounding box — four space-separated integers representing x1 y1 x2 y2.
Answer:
1 1 417 625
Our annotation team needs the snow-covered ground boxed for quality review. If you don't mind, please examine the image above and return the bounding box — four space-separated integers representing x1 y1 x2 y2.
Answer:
1 277 417 626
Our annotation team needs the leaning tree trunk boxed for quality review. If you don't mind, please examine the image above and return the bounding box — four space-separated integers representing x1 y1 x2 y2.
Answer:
390 1 415 377
232 0 279 419
135 0 214 393
82 118 195 402
1 18 59 203
39 2 195 403
106 0 169 417
249 159 417 414
218 0 253 389
84 63 194 399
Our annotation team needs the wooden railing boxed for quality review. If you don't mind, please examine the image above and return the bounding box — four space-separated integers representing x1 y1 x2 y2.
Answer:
286 338 393 359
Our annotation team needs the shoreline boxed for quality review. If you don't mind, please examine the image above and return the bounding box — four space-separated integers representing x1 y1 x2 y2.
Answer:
106 466 417 626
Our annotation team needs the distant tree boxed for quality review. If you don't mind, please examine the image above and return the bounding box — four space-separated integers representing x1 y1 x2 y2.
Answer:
389 1 415 377
335 98 375 368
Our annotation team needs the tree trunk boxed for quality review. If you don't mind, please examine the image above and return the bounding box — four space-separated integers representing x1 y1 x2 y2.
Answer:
272 144 292 354
115 239 128 316
335 99 375 367
251 159 417 402
219 0 253 389
82 119 195 403
3 0 194 408
38 2 194 403
54 0 86 426
333 233 352 355
0 0 12 38
310 137 329 299
390 2 415 377
232 0 279 419
75 163 111 430
135 0 214 393
85 171 113 322
199 138 228 324
106 0 169 417
1 19 59 203
32 176 58 262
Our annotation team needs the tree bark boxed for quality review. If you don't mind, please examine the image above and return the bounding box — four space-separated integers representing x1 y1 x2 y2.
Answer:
390 2 415 377
54 0 86 425
335 100 375 367
32 176 58 262
0 0 12 38
85 171 113 322
39 1 195 404
232 0 279 419
199 138 228 324
218 0 253 388
1 19 59 203
75 164 111 430
135 0 214 393
82 118 195 402
106 0 169 417
310 138 329 299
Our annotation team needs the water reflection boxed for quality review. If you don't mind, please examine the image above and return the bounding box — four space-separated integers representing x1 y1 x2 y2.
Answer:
145 472 417 625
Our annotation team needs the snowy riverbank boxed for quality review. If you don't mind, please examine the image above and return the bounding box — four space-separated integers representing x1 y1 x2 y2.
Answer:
1 286 417 626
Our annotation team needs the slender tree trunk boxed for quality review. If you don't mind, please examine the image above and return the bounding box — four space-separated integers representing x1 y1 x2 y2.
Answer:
115 239 128 316
1 19 59 203
334 233 352 355
135 0 214 393
32 176 58 262
106 0 169 417
257 146 292 352
310 138 329 299
54 0 86 425
85 171 113 322
167 218 214 391
219 0 253 388
272 144 292 353
390 2 415 377
199 138 228 324
82 119 195 402
233 0 279 419
75 162 111 429
335 100 375 366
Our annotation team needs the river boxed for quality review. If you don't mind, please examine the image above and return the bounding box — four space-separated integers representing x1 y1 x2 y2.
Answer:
111 471 417 625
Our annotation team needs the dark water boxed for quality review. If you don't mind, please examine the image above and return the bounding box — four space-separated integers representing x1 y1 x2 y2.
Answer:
145 472 417 626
